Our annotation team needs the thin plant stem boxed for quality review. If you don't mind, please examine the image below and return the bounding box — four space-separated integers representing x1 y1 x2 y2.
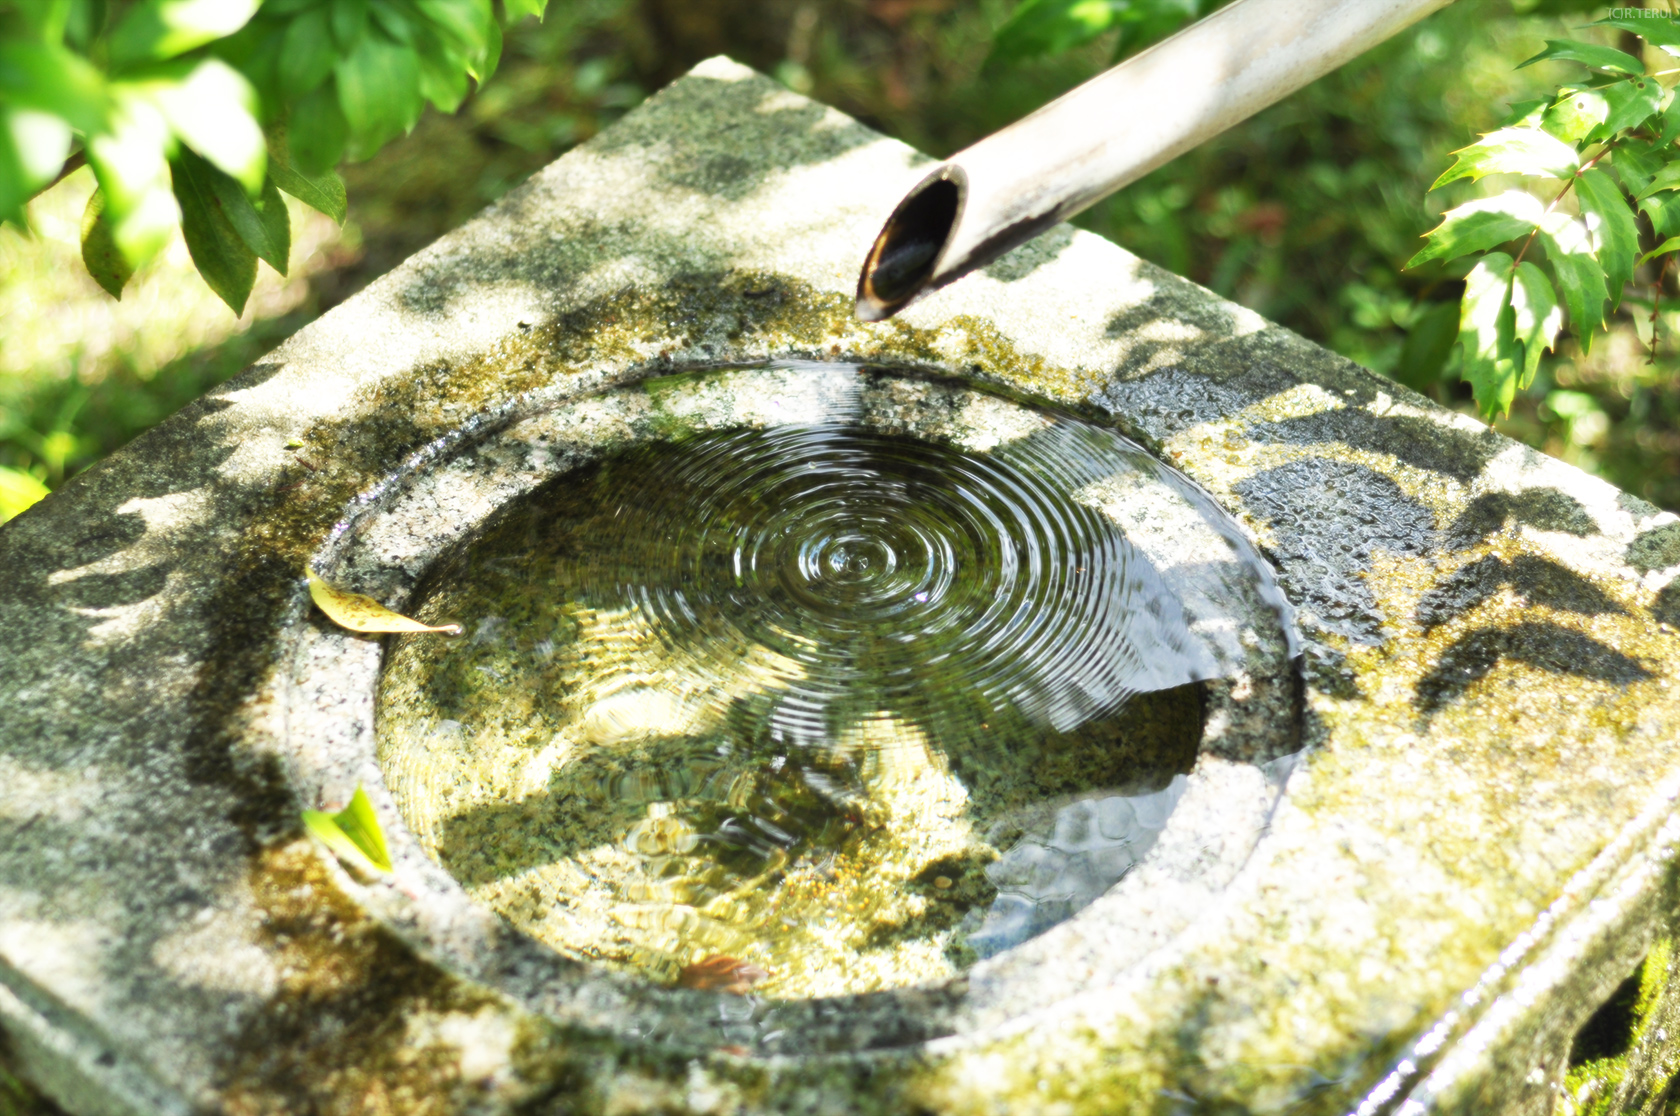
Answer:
1513 148 1609 271
1653 255 1670 365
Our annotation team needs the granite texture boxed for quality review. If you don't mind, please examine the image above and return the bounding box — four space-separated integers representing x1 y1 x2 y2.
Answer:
3 57 1680 1115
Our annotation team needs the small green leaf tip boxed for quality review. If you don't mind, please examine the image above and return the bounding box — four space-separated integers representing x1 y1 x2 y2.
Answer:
1430 127 1579 190
1519 39 1645 76
302 785 393 873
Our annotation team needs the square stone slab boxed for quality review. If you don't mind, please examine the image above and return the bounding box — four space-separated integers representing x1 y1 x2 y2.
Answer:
5 57 1680 1116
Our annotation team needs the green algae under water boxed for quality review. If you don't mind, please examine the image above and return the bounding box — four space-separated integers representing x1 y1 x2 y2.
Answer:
378 387 1241 999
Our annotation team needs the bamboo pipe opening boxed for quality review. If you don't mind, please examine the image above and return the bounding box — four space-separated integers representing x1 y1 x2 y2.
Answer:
855 169 964 323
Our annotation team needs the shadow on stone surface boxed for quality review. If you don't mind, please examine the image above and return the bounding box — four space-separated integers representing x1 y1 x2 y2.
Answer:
216 845 565 1116
1414 555 1630 632
1247 408 1503 484
1101 275 1257 347
1413 621 1653 718
983 225 1079 286
586 73 885 202
10 53 1680 1116
1235 456 1435 644
49 563 170 611
1089 358 1300 440
1654 582 1680 628
1445 488 1598 551
1627 522 1680 574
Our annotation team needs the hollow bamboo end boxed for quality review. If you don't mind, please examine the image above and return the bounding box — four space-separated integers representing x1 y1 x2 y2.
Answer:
855 167 964 322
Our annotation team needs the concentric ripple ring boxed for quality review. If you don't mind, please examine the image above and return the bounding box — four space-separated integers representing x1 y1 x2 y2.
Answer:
594 425 1155 745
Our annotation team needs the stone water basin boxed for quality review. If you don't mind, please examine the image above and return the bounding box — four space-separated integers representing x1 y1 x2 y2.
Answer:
9 56 1680 1116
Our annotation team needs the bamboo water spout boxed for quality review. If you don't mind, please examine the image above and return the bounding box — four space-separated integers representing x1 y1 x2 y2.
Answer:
855 0 1455 321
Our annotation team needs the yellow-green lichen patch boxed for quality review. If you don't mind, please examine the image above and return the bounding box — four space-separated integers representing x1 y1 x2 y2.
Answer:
1562 938 1679 1116
218 842 597 1116
1225 530 1680 1110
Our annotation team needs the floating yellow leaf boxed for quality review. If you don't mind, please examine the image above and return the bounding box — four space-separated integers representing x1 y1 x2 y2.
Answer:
306 568 461 635
302 785 394 873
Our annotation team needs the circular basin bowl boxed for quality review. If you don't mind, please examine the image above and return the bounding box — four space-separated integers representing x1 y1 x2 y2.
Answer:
282 361 1299 1054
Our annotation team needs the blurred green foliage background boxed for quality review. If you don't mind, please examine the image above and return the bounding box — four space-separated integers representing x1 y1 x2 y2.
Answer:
6 0 1680 519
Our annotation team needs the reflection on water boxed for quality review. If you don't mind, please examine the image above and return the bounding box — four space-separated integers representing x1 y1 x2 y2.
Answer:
378 393 1240 998
968 775 1188 959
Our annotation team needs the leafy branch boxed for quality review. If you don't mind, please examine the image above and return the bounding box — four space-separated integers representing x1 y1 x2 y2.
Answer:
1410 13 1680 418
0 0 549 315
987 0 1228 67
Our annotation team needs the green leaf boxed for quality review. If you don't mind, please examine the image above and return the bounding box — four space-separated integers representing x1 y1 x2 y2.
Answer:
371 0 417 45
418 46 471 113
301 785 393 873
1659 94 1680 146
287 83 348 176
1431 127 1579 188
1589 76 1663 140
417 0 496 50
1408 191 1544 268
148 60 265 192
62 0 106 51
1542 88 1606 143
1459 252 1521 419
279 6 336 98
1511 259 1562 387
1501 98 1549 129
1612 139 1661 194
0 108 66 225
330 0 370 49
0 122 30 226
266 124 346 222
0 465 50 523
989 0 1128 64
85 94 179 267
502 0 548 20
186 155 289 273
1519 38 1645 76
223 22 282 100
1394 301 1459 391
79 187 133 299
335 31 422 157
1637 236 1680 267
250 177 289 274
108 0 260 66
1591 15 1680 51
12 0 71 42
1575 166 1638 305
171 148 257 314
3 106 71 194
1539 211 1610 352
1111 0 1205 61
1639 161 1680 199
1642 191 1680 239
0 41 108 134
414 0 489 53
89 95 172 217
473 8 501 83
